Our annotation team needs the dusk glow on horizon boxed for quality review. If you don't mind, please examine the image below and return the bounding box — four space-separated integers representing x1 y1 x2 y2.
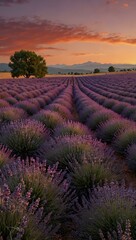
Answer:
0 0 136 65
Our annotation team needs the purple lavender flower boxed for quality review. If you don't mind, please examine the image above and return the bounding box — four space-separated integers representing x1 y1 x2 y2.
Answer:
73 181 136 240
0 119 48 159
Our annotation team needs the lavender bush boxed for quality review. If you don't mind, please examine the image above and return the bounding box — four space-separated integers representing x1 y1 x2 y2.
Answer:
54 121 89 137
99 220 132 240
33 110 63 132
43 135 114 170
87 110 113 130
0 159 74 233
114 127 136 155
15 101 40 115
73 182 136 240
97 119 128 143
0 99 10 108
0 182 57 240
0 120 48 159
0 107 27 124
127 144 136 171
70 157 114 197
0 146 12 168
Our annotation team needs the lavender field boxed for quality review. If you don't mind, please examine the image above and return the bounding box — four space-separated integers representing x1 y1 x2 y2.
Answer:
1 73 136 239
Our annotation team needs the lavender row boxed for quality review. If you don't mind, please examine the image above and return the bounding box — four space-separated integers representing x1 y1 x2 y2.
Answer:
0 75 136 239
80 76 136 105
74 83 136 172
0 77 68 107
83 73 136 95
78 78 136 121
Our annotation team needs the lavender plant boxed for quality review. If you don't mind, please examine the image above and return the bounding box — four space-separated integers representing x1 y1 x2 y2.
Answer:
127 144 136 171
47 103 72 119
15 101 40 115
0 120 48 159
97 119 128 143
73 182 136 240
0 107 27 124
0 99 10 108
33 110 63 132
0 146 12 168
43 135 113 170
0 159 74 233
99 220 132 240
87 111 113 130
54 121 89 137
70 157 114 197
0 182 57 240
114 128 136 155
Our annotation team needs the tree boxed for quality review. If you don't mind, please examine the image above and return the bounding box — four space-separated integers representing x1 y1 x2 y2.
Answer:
108 66 115 72
94 68 100 74
9 50 48 78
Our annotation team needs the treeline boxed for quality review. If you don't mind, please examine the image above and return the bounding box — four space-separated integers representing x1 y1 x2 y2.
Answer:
58 66 136 75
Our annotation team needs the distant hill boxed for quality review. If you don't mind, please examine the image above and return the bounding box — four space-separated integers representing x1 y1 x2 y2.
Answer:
0 63 11 72
48 67 91 74
0 62 136 74
50 61 136 72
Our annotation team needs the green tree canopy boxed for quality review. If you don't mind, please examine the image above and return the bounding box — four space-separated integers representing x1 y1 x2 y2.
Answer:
9 50 48 78
94 68 100 74
108 66 115 72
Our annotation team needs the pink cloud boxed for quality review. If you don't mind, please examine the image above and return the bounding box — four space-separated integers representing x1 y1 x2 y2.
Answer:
0 17 136 57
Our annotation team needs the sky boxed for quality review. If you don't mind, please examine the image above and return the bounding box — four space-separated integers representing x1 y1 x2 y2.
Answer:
0 0 136 65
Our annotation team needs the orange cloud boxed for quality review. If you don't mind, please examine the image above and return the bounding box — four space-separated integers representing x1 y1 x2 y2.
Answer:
44 54 54 58
0 17 136 57
37 46 66 51
72 53 88 56
123 3 129 7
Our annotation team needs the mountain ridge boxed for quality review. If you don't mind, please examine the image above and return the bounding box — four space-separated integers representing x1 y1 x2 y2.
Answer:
0 62 136 74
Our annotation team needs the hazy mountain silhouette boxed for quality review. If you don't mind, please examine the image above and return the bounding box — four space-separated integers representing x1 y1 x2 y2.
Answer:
0 61 136 74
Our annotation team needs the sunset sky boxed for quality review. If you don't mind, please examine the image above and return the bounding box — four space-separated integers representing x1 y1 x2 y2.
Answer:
0 0 136 65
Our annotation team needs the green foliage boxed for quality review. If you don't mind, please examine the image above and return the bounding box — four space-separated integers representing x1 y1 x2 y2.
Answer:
97 119 126 143
71 161 114 196
9 50 48 78
33 110 63 132
0 120 47 159
108 66 115 72
114 128 136 155
94 68 100 73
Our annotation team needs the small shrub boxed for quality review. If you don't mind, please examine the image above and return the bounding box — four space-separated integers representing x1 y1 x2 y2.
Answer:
54 121 88 137
73 182 136 240
0 107 26 124
6 97 18 105
33 110 63 132
114 128 136 155
112 103 127 114
0 146 12 168
0 99 10 108
99 220 132 240
15 101 40 115
103 99 115 109
97 119 128 143
87 111 113 130
122 106 136 118
127 144 136 171
0 120 48 159
43 135 113 170
71 159 114 197
1 159 74 232
0 183 56 240
47 103 72 119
